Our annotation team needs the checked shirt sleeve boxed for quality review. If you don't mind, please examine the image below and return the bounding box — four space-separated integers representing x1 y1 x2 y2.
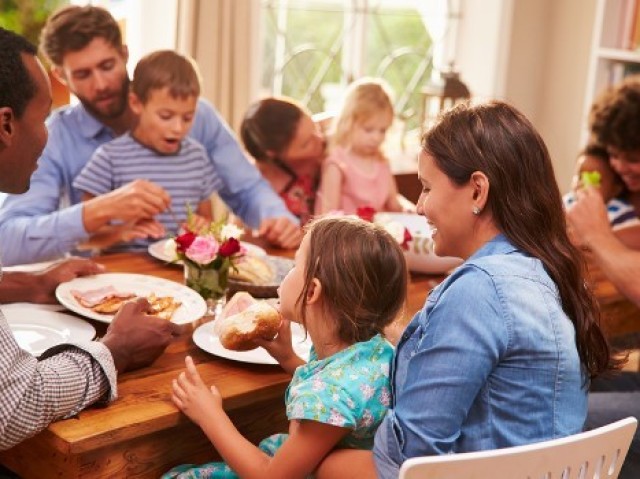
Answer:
0 310 117 450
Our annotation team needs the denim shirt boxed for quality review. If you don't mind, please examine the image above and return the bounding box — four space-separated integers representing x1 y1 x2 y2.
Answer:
0 98 296 266
373 234 587 478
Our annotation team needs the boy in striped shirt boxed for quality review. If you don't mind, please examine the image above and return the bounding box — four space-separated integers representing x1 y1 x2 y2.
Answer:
73 50 220 253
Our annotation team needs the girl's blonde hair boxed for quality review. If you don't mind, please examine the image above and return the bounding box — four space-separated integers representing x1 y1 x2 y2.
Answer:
296 216 407 344
333 77 395 148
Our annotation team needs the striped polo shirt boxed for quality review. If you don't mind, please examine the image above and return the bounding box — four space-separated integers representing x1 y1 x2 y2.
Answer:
73 133 222 251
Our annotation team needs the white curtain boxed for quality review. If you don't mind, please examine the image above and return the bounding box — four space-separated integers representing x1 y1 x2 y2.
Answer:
176 0 261 220
176 0 260 132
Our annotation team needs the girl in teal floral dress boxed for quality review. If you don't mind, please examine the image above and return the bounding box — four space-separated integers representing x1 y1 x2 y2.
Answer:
163 216 408 478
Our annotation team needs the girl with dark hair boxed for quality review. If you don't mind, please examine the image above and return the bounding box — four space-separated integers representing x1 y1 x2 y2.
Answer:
240 97 326 225
316 101 617 479
163 216 407 478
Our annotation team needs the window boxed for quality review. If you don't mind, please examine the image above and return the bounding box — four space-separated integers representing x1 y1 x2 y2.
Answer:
259 0 455 166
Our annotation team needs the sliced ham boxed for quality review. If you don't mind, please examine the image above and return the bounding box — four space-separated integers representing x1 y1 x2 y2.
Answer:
71 286 135 308
219 291 257 320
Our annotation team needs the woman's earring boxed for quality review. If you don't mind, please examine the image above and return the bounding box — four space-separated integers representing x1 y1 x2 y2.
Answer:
472 206 481 215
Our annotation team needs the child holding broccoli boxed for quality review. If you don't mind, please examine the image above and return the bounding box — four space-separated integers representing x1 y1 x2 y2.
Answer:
563 144 636 228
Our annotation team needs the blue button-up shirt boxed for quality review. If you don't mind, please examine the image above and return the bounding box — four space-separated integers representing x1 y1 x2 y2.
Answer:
0 98 296 265
373 234 588 478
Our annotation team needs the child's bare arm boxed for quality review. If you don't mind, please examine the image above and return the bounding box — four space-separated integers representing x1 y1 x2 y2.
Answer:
316 163 343 214
173 356 349 479
384 174 409 212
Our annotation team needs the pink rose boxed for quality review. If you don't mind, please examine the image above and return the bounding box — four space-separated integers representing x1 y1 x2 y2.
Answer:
218 238 241 257
185 236 219 265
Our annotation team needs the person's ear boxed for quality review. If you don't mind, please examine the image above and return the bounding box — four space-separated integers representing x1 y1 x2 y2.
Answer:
121 45 129 63
50 66 67 86
0 107 15 148
129 92 143 115
470 171 490 214
305 278 322 305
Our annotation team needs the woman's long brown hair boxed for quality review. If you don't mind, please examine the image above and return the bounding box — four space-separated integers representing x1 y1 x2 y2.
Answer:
423 101 618 378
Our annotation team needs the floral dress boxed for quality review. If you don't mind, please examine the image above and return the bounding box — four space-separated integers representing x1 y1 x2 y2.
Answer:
163 334 393 479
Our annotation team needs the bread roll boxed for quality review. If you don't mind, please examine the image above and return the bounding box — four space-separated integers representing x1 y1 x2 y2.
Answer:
229 255 276 285
214 300 281 351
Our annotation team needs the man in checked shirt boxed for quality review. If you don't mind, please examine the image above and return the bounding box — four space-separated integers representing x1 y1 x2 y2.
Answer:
0 27 180 453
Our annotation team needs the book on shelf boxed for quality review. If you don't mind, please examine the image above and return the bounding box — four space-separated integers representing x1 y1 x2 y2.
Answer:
629 0 640 51
607 62 640 86
620 0 638 50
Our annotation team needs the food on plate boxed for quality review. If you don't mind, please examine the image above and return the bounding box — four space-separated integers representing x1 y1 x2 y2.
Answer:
70 286 181 320
229 255 276 285
71 285 135 309
146 293 182 320
214 292 281 351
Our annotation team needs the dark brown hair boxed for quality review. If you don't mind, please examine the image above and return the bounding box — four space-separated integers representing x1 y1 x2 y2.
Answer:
423 101 615 378
589 75 640 152
297 216 408 344
132 50 201 103
40 5 123 67
240 97 306 163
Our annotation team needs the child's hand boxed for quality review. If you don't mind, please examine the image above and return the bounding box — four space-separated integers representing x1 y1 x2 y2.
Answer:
254 319 304 374
171 356 222 426
185 214 211 234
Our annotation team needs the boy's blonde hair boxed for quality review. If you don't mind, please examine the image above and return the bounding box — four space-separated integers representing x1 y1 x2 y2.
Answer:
132 50 201 104
296 216 407 344
333 77 395 148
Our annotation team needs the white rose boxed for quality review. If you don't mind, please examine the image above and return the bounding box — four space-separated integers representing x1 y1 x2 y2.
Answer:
163 238 178 260
220 224 244 241
381 221 405 244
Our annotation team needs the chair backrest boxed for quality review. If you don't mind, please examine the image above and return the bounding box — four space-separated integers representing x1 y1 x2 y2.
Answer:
399 417 637 479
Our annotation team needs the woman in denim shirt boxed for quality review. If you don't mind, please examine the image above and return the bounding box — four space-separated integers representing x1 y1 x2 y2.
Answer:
317 101 617 479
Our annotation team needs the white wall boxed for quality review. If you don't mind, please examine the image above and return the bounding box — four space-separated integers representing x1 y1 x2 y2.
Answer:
456 0 597 194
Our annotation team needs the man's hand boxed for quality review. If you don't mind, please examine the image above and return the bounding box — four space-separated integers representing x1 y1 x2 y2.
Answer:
258 217 303 249
100 297 180 373
566 187 612 250
82 179 171 233
78 219 166 253
32 257 105 303
0 258 106 304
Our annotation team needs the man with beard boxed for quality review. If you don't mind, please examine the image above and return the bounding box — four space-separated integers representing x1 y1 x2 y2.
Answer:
0 26 179 455
0 5 302 266
566 75 640 479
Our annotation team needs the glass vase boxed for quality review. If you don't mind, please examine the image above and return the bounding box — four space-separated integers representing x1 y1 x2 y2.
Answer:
184 262 228 317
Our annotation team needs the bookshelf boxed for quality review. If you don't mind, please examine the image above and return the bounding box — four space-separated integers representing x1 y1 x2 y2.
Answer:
583 0 640 143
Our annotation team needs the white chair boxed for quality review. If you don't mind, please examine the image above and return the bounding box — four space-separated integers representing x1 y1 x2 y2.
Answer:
399 416 637 479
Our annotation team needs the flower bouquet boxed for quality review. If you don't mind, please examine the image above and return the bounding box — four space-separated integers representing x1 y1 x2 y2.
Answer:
164 214 245 314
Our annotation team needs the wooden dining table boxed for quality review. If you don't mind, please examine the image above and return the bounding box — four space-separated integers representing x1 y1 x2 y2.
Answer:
1 248 638 478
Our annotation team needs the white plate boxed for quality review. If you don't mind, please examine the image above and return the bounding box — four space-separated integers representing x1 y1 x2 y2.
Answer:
2 303 96 356
147 239 267 265
193 321 312 365
374 212 463 274
2 260 61 272
55 273 207 324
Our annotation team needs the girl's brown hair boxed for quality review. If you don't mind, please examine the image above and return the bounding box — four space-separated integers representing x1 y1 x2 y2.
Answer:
423 101 616 378
132 51 201 104
297 216 408 344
